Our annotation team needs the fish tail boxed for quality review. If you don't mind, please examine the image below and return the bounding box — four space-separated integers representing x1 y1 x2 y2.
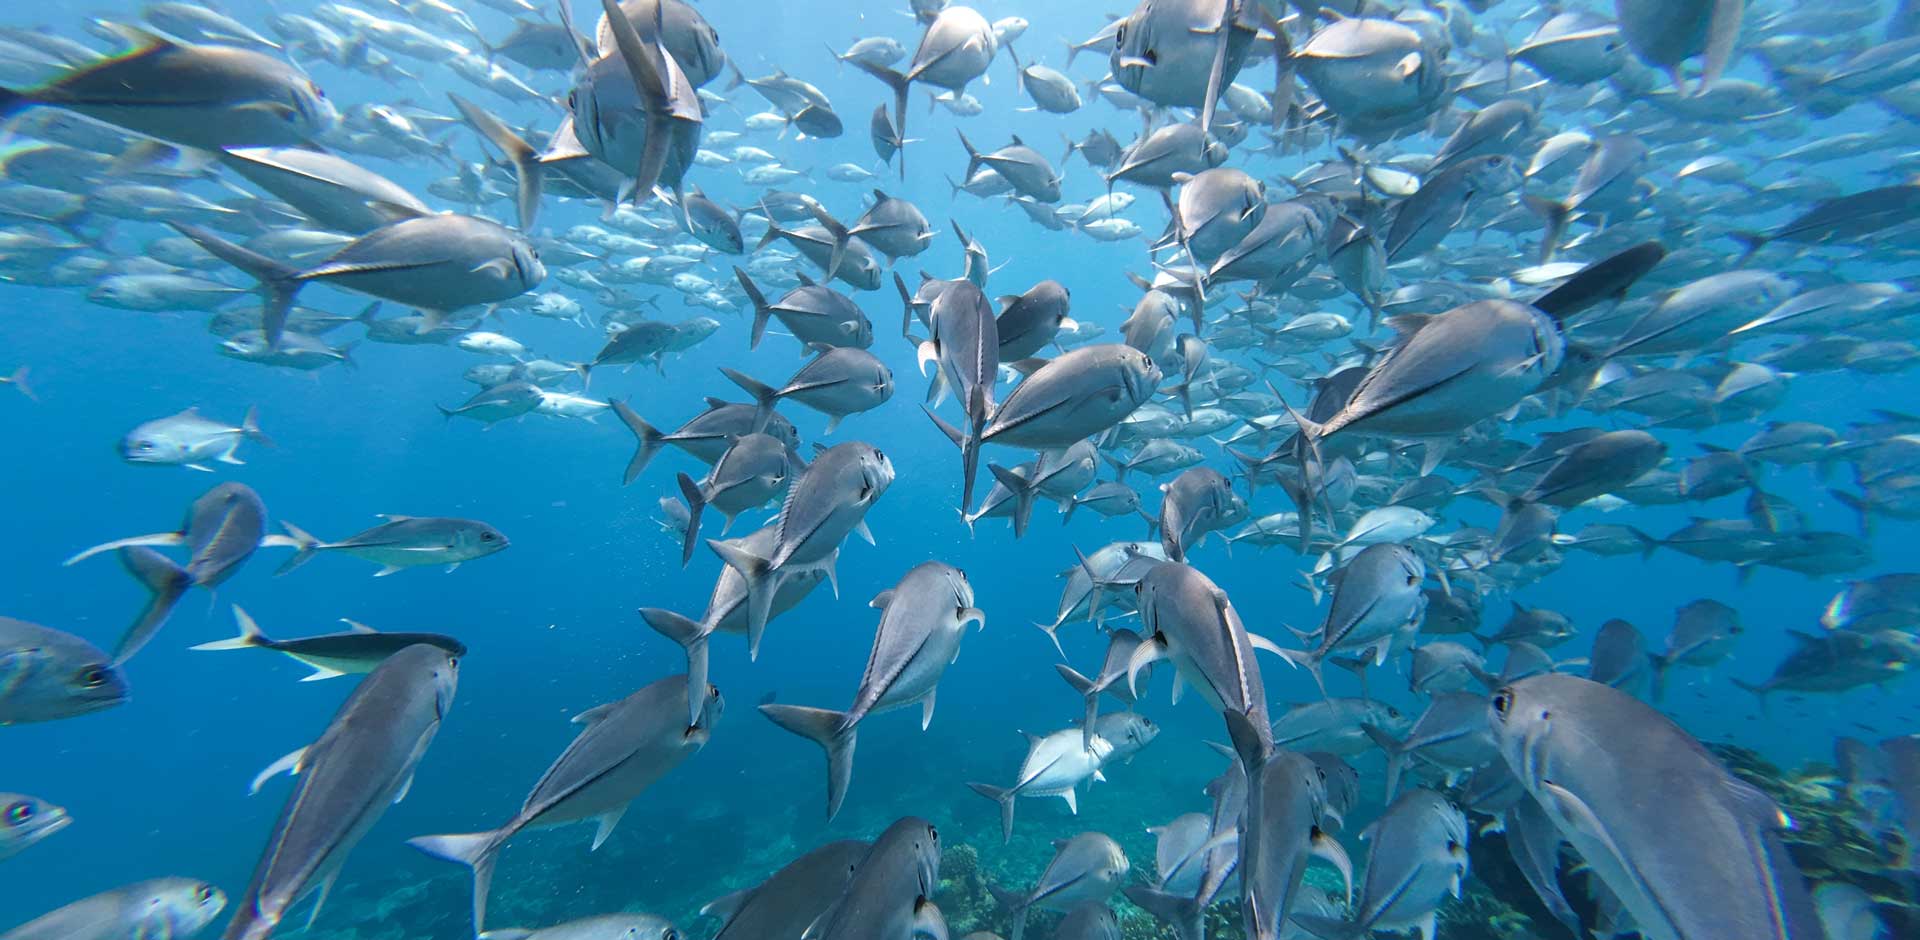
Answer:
168 223 301 348
448 92 542 232
719 366 780 432
1523 194 1571 265
674 472 705 568
851 60 910 152
732 267 773 349
274 521 322 575
1054 663 1105 747
4 365 34 402
191 604 274 652
1731 678 1771 715
407 830 505 934
987 463 1036 539
1646 653 1673 702
988 884 1032 940
611 400 663 485
1289 912 1367 940
759 703 856 821
1275 645 1329 698
707 536 775 657
806 201 852 282
1359 722 1407 800
112 546 189 665
966 781 1018 844
639 608 715 725
1122 885 1204 940
240 405 273 447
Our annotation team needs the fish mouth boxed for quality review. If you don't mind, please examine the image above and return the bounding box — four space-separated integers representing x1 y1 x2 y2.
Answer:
36 811 73 839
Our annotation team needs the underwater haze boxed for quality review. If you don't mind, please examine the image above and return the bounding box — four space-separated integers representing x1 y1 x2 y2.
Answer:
2 1 1920 939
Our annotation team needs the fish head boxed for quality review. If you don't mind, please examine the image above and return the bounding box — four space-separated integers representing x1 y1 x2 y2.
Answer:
859 444 896 501
693 680 725 733
1120 347 1165 406
1 794 69 851
118 429 188 464
289 75 341 140
460 521 512 558
153 880 228 937
510 238 548 291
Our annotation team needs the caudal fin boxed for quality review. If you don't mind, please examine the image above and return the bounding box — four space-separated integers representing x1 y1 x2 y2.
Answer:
1056 663 1103 747
966 781 1018 844
1359 722 1408 800
3 365 34 402
612 400 664 485
988 884 1033 940
759 703 856 820
675 472 705 567
807 201 853 283
448 92 542 232
708 537 775 655
114 547 190 665
851 60 910 154
1123 885 1204 940
240 405 273 446
988 463 1037 539
639 607 714 726
720 366 780 432
274 521 323 575
169 223 302 348
733 267 773 349
191 604 274 652
1524 195 1571 265
408 830 504 934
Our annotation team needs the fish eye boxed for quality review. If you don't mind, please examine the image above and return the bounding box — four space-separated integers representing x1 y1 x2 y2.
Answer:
1406 574 1419 586
447 657 461 669
928 824 940 842
1387 706 1402 718
5 801 33 825
708 684 720 698
195 885 215 904
481 531 496 541
1491 691 1511 716
78 666 110 688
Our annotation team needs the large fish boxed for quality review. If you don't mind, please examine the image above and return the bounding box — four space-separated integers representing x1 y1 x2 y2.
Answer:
65 482 271 664
761 561 982 819
989 832 1129 940
1614 0 1745 96
1488 674 1823 940
408 674 720 933
191 606 467 682
709 441 893 645
2 878 226 940
0 27 335 150
227 644 458 940
218 148 429 235
0 792 68 861
1224 712 1352 940
855 7 997 143
703 840 868 940
170 218 544 348
806 817 946 940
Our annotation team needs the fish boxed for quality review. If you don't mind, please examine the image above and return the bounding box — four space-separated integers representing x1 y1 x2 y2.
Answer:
1290 789 1467 940
408 674 720 933
709 441 893 646
760 561 981 818
699 840 867 940
228 644 458 940
191 605 466 682
1 878 226 940
65 481 270 664
806 817 945 940
0 792 68 861
119 406 271 471
1488 675 1823 940
0 28 336 150
274 515 509 576
988 831 1129 940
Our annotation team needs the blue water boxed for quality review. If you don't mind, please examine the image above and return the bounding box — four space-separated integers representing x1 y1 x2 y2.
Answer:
1 0 1916 937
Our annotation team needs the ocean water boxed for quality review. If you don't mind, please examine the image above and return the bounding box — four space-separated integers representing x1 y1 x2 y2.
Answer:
1 1 1917 938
